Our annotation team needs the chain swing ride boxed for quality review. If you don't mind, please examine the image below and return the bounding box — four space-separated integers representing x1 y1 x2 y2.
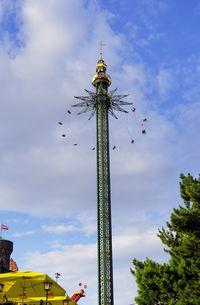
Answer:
57 44 147 150
57 98 147 150
58 42 147 150
57 42 148 305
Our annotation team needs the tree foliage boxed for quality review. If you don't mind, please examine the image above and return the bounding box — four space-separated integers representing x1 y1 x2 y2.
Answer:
131 173 200 305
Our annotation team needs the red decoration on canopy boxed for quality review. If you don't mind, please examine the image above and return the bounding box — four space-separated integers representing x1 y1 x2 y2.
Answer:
9 258 18 271
71 283 87 303
71 289 85 303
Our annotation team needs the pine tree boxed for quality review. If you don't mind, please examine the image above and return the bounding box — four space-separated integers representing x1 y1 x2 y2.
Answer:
131 173 200 305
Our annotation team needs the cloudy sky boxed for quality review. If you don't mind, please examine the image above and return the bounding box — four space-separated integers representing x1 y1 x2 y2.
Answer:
0 0 200 304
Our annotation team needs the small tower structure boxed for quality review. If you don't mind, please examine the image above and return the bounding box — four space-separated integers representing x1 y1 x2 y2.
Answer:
0 238 13 273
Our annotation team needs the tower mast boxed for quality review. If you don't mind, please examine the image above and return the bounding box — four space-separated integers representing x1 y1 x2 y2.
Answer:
73 45 132 305
92 56 113 305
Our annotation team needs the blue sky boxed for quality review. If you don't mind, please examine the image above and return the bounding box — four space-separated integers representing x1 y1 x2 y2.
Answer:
0 1 200 305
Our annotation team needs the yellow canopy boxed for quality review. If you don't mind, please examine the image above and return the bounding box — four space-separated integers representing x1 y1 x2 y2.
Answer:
16 295 77 305
0 271 71 304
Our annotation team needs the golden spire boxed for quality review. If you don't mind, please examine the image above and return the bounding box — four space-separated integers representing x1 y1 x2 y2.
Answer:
92 41 112 87
99 40 105 60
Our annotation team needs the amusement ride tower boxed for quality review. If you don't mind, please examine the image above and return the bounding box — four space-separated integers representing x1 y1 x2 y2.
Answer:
73 44 131 305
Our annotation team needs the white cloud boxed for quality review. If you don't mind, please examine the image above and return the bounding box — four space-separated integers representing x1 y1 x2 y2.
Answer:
49 240 64 249
113 228 164 261
12 230 35 237
24 243 97 305
156 68 174 97
42 216 96 237
42 224 78 234
23 225 166 305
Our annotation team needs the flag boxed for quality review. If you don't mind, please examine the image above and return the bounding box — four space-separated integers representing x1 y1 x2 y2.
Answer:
1 224 8 230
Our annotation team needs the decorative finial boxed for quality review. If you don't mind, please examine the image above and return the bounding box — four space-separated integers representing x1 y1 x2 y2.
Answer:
99 40 105 60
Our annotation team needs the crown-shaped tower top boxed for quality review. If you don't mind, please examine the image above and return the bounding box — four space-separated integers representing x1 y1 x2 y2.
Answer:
92 42 112 87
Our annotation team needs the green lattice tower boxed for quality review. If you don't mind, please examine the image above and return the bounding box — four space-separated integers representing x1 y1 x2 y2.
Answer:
73 55 131 305
93 66 113 305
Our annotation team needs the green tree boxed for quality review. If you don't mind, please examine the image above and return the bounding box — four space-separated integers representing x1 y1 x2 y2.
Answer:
131 174 200 305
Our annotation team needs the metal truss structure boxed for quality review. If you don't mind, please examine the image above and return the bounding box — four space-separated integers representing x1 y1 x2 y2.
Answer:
72 57 131 305
73 88 131 120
